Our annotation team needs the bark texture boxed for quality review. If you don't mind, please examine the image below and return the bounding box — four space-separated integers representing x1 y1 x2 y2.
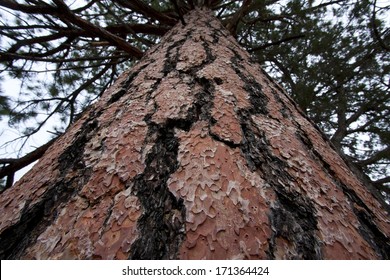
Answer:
0 8 389 260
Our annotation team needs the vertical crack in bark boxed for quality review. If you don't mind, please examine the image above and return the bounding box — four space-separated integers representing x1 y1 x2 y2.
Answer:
231 50 269 115
0 110 100 259
232 47 322 258
297 131 390 259
128 22 219 259
128 120 187 260
162 29 189 76
218 45 323 259
353 207 390 259
108 63 150 104
193 76 215 121
102 25 217 259
128 75 216 259
268 87 290 119
268 191 322 259
238 115 322 259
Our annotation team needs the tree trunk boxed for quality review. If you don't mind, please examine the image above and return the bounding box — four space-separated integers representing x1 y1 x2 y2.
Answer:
0 8 389 260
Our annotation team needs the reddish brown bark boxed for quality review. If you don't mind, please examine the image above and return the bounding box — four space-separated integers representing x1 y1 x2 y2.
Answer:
0 8 389 260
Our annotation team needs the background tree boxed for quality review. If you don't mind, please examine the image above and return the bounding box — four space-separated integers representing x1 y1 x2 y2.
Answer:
0 0 389 201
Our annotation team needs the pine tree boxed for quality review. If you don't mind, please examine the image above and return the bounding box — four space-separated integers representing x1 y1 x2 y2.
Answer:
0 7 388 260
1 1 389 199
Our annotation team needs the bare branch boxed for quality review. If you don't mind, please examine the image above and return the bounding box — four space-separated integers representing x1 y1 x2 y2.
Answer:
71 0 99 13
5 31 73 54
0 137 57 191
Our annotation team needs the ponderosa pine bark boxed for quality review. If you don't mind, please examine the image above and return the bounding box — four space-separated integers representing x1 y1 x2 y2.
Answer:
0 8 389 260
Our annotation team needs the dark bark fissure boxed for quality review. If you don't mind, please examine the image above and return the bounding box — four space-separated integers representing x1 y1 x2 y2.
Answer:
231 53 269 116
128 24 218 259
209 25 226 45
354 207 390 259
296 132 390 259
128 120 186 259
239 119 322 259
0 110 100 259
193 76 216 121
163 28 191 75
194 73 244 147
268 87 291 119
104 30 217 259
100 32 185 258
128 81 216 260
108 62 151 105
229 52 322 259
209 131 241 149
269 191 322 259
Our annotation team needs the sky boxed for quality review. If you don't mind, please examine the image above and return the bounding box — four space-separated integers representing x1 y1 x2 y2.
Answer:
0 75 56 182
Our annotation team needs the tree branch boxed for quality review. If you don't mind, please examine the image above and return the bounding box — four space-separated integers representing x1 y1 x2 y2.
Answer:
112 0 177 26
249 34 305 51
1 0 144 58
0 52 129 64
371 0 390 51
355 146 390 167
171 0 186 25
0 0 56 14
105 23 170 36
225 0 252 35
51 0 144 58
5 31 73 54
0 137 57 191
373 177 390 186
0 56 122 190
